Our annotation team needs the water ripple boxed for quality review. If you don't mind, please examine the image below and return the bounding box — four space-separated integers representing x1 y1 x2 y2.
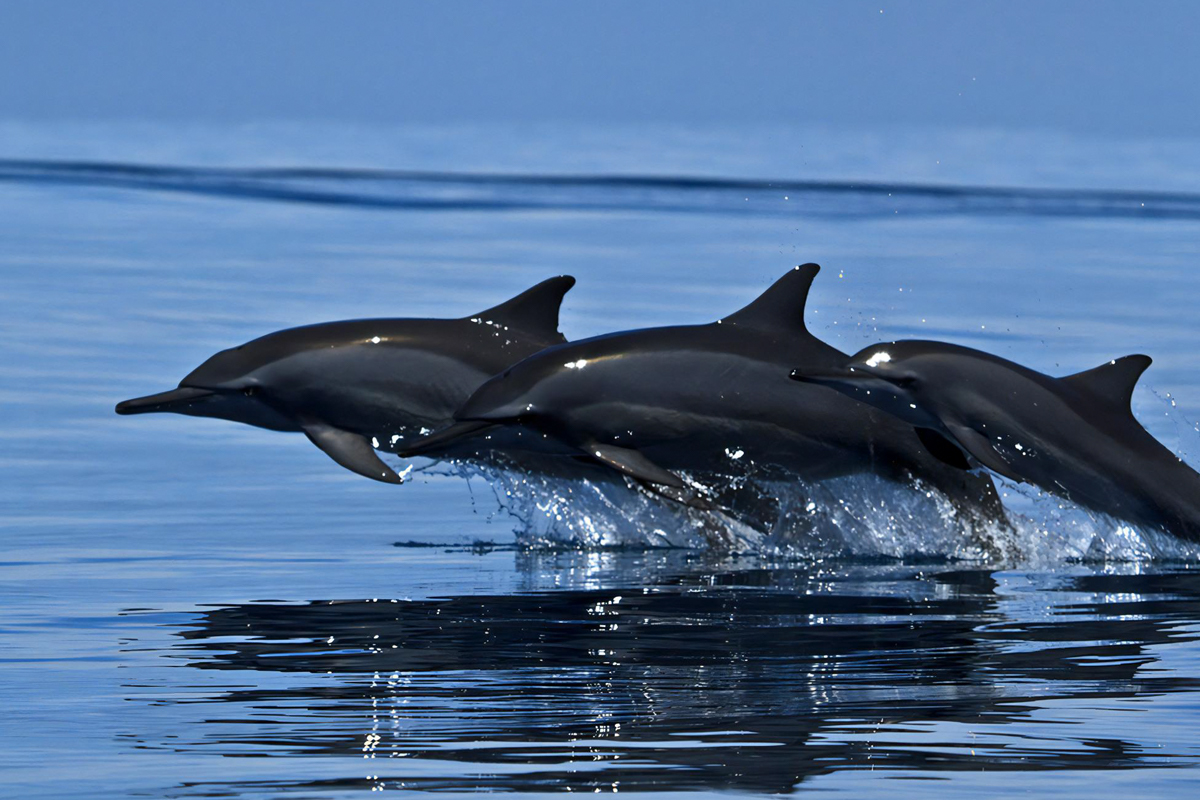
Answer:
4 158 1200 220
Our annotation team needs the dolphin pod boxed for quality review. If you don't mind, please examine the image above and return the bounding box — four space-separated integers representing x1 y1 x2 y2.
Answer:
399 265 1006 529
792 341 1200 542
116 276 577 482
117 264 1200 545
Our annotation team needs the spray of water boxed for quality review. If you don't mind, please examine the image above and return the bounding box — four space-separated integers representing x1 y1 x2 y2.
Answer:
396 450 1200 565
390 399 1200 564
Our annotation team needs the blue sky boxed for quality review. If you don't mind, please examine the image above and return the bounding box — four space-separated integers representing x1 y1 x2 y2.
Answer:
2 1 1198 136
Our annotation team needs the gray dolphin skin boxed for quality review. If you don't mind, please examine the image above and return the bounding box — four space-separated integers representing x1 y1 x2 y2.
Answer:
791 340 1200 541
401 265 1006 524
115 276 576 483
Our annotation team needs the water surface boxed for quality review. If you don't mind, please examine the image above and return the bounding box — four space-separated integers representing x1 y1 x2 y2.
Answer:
2 123 1199 797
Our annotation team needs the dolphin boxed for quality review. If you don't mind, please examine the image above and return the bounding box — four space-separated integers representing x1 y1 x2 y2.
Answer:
115 276 576 483
791 340 1200 541
400 265 1006 526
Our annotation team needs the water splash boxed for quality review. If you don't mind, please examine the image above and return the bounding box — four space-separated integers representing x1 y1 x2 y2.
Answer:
400 456 994 558
394 452 1200 565
990 481 1200 566
426 457 764 551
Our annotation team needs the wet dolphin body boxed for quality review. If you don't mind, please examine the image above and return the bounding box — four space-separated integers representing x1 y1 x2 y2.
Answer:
116 276 576 483
792 340 1200 541
401 265 1006 526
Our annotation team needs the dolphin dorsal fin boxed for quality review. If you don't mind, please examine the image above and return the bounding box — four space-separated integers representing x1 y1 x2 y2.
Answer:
720 263 819 331
1061 354 1152 412
471 276 575 341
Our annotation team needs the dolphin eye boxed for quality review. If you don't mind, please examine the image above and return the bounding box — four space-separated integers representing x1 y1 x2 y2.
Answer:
242 386 259 397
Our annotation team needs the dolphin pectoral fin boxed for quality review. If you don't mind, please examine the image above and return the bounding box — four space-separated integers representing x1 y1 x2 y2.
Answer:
586 443 714 510
301 422 404 484
640 482 716 511
587 443 684 486
943 422 1025 484
914 427 973 471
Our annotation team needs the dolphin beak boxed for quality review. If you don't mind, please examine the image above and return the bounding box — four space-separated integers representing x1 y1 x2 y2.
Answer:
789 367 859 386
115 386 216 415
394 420 497 457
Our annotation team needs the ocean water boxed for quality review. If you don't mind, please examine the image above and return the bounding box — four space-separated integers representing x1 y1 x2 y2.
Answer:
2 122 1200 797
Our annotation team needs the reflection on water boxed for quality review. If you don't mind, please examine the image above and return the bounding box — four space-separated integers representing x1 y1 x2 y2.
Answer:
122 556 1200 795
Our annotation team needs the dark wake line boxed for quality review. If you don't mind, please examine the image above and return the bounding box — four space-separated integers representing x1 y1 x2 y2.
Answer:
2 157 1199 221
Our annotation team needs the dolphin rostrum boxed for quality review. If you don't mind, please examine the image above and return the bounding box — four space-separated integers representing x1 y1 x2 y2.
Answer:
401 265 1006 526
791 340 1200 541
115 276 576 483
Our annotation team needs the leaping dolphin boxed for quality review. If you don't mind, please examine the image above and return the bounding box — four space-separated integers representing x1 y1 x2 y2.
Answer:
115 276 576 483
791 341 1200 541
400 265 1007 527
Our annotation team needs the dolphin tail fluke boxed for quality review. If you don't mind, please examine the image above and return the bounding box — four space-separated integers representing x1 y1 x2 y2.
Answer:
301 421 404 484
394 420 497 457
472 276 576 342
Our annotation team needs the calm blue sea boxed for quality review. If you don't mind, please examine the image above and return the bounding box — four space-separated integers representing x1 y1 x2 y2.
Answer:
2 122 1199 798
